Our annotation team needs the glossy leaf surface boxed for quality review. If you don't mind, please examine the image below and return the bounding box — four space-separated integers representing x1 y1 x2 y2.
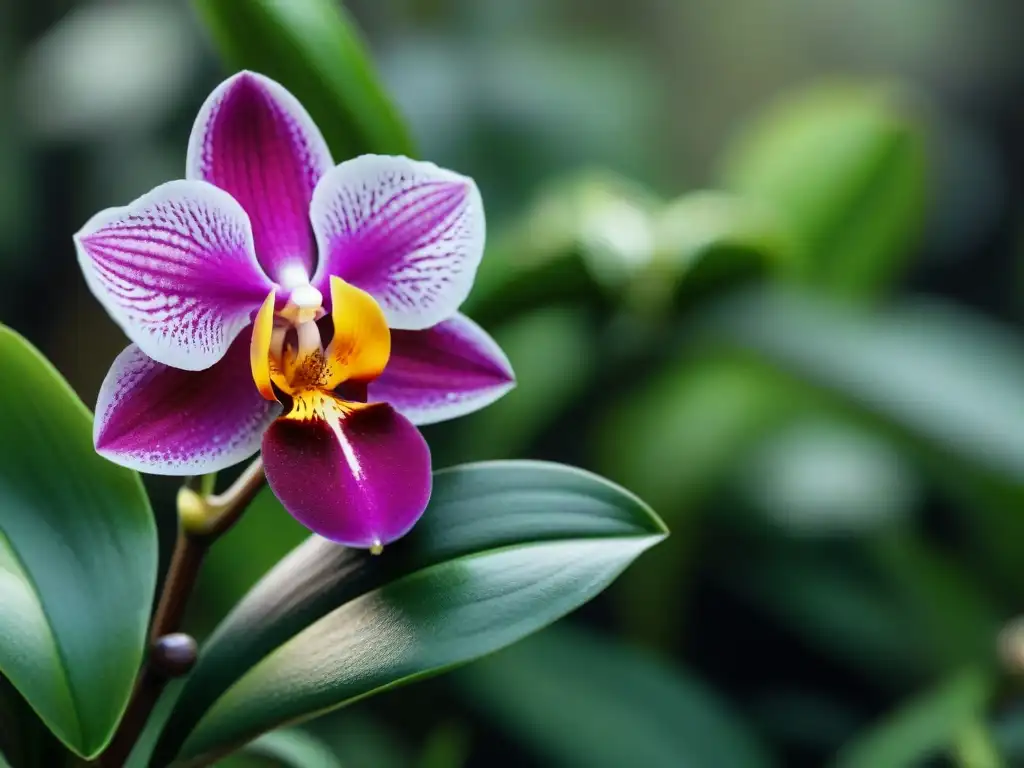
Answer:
227 729 343 768
459 625 773 768
721 82 926 299
155 461 665 764
0 327 156 758
701 288 1024 487
833 669 990 768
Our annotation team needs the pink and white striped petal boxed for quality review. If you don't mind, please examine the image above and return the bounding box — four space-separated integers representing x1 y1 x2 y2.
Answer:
262 400 432 549
75 180 274 371
95 333 281 475
368 314 514 426
310 155 485 331
187 71 332 285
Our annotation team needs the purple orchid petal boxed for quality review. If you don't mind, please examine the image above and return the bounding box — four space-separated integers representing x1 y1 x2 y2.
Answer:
309 155 485 331
75 180 273 371
262 400 432 549
187 71 332 286
368 313 515 426
95 331 281 475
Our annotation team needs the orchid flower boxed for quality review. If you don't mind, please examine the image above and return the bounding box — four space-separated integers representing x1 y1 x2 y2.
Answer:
74 72 514 551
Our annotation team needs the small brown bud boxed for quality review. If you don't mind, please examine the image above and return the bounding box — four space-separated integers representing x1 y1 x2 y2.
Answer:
151 633 198 678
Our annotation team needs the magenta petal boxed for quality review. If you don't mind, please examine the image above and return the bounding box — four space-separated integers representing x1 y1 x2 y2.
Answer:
262 402 432 548
95 331 281 475
310 155 485 331
187 71 332 285
368 313 515 426
76 180 273 371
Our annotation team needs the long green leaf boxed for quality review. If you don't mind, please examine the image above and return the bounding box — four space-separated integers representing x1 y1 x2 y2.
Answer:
721 81 926 299
461 172 641 327
458 624 773 768
192 0 415 160
700 288 1024 488
417 722 469 768
593 354 797 646
0 327 156 758
233 729 343 768
596 354 797 517
833 668 991 768
465 179 794 329
303 713 411 768
647 190 799 313
699 287 1024 594
154 461 665 764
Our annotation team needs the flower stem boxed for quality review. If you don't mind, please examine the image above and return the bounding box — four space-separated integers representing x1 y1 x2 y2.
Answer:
198 472 218 498
98 459 267 768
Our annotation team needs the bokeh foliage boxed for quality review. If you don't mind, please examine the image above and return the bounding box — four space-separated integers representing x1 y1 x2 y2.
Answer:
3 0 1024 766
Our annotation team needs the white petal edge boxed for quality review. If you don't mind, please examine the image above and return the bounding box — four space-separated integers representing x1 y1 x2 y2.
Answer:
310 154 486 331
93 344 281 475
75 179 272 371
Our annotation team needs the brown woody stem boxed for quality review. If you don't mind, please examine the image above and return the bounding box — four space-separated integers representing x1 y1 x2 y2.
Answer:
98 460 266 767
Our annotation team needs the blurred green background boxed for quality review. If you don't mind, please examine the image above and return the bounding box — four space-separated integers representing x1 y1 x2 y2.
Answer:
6 0 1024 765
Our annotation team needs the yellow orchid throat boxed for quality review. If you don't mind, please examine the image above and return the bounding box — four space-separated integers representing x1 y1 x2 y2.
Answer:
249 275 391 419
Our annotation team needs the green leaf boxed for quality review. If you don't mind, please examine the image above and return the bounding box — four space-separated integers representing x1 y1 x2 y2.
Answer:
462 171 655 326
234 729 343 768
594 354 796 646
465 178 795 328
721 80 926 299
191 0 415 160
0 327 156 758
303 713 411 768
213 715 411 768
458 624 773 768
832 668 992 768
992 704 1024 762
863 534 1000 674
417 722 469 768
701 287 1024 492
735 417 921 535
699 287 1024 592
155 461 665 764
954 719 1004 768
596 353 796 517
722 541 929 683
723 524 999 688
643 191 798 314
